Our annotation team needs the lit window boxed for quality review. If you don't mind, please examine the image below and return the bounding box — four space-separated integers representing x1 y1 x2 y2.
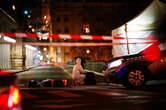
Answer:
83 24 90 34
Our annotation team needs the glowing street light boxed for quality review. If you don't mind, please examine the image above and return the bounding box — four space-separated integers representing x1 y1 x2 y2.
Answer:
31 28 35 32
28 15 31 18
45 20 48 23
24 10 28 15
86 49 90 54
43 47 47 51
28 25 32 28
44 16 47 19
39 55 43 60
23 9 29 15
12 5 16 10
46 54 49 58
4 36 16 43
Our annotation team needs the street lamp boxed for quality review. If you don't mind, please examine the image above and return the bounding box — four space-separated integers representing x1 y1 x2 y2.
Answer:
43 47 47 51
28 15 31 18
23 10 29 15
12 5 16 10
44 15 47 19
86 49 90 54
31 28 35 32
28 25 32 28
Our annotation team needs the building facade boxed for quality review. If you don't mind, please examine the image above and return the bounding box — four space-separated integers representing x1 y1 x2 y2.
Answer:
49 1 114 62
30 0 151 63
0 8 25 70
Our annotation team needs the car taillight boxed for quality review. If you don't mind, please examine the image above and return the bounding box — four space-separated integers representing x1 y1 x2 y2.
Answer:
62 80 67 87
8 86 21 108
0 93 9 110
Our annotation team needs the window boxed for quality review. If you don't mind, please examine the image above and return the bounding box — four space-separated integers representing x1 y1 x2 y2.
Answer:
64 15 69 22
64 27 69 33
57 16 61 22
83 24 90 34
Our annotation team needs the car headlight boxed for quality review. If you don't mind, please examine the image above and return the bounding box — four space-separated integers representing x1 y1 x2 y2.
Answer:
108 59 123 68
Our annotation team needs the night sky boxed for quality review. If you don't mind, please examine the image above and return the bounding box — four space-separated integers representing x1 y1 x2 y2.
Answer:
0 0 153 32
0 0 39 18
0 0 153 18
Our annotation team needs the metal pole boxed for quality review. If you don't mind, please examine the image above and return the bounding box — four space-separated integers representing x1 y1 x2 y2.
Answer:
125 24 130 54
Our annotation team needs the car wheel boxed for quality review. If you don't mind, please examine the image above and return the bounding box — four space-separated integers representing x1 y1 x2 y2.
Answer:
125 66 148 88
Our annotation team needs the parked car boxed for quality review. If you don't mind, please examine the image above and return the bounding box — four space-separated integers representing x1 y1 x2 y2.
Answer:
103 44 166 88
0 71 22 110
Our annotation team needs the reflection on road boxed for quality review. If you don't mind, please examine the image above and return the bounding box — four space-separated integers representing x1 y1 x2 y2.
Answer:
17 65 72 88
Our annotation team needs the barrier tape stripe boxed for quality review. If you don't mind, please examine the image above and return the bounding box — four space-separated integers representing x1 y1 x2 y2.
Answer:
15 33 27 38
71 34 82 40
0 33 156 41
59 34 71 39
0 33 113 40
80 35 93 40
0 41 156 46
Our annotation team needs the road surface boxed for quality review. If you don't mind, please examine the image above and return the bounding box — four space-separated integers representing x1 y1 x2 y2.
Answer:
21 85 166 110
17 65 104 88
17 65 166 110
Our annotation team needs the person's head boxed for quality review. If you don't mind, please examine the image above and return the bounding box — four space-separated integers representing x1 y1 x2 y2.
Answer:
75 57 82 64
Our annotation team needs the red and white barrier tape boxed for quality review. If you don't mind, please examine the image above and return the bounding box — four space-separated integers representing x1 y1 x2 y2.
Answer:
0 33 118 40
0 41 157 46
0 32 155 41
